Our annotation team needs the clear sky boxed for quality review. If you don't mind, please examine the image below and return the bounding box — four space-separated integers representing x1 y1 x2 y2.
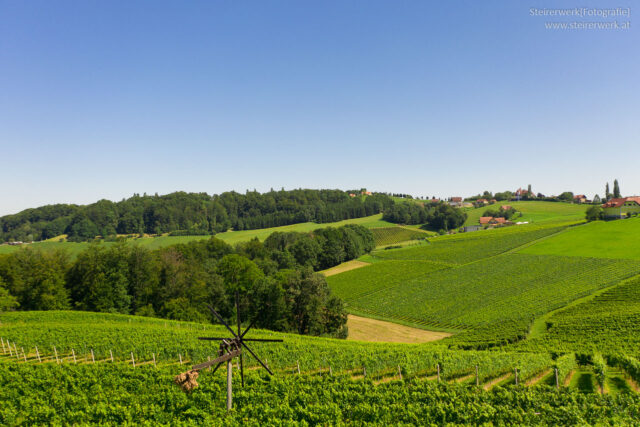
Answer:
1 1 638 215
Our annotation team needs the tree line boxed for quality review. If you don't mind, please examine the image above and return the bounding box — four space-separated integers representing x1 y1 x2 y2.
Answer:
381 201 467 231
0 189 394 243
0 224 376 337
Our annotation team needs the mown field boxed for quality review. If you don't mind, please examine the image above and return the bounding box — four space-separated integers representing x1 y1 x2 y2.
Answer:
0 214 394 257
521 217 640 260
463 201 586 226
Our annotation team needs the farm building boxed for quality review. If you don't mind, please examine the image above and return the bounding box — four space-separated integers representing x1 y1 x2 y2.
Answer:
463 225 482 232
449 197 463 207
479 217 508 225
602 197 640 219
574 194 588 204
500 205 512 211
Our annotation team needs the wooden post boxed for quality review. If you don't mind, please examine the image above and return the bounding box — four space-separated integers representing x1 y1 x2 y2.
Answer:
297 360 301 374
363 366 367 378
179 354 183 365
72 349 77 364
54 346 59 364
437 364 440 382
329 366 332 376
475 365 479 387
7 341 12 357
1 337 5 354
13 343 18 359
35 346 41 363
265 358 269 370
22 347 27 363
398 365 403 381
152 353 156 367
91 349 95 364
555 368 559 389
514 368 518 385
208 356 211 372
131 352 135 368
110 350 114 363
226 359 233 411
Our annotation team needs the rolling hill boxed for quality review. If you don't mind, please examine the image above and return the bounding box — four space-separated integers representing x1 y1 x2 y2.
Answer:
463 201 587 226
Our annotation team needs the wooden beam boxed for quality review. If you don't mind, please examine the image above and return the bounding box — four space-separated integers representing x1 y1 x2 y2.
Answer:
192 350 241 371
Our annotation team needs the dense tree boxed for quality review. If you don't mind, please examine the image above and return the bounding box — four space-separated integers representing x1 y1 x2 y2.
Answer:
494 191 513 201
613 179 621 198
0 278 19 312
483 206 517 220
1 190 395 243
426 203 467 231
0 249 70 310
605 183 612 201
586 205 604 221
558 192 574 202
0 234 349 337
66 243 131 314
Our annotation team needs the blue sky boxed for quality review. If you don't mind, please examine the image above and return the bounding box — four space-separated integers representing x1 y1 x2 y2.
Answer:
1 1 638 215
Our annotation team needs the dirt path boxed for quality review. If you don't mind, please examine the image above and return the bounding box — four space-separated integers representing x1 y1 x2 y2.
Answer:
564 370 575 387
346 315 452 344
484 373 512 390
525 369 551 386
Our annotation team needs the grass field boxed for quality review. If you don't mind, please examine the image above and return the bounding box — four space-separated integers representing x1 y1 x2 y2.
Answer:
346 315 451 343
521 217 640 260
463 201 586 226
0 214 394 256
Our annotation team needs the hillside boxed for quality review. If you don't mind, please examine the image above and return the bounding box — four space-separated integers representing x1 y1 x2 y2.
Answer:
463 201 586 226
327 219 640 349
2 311 640 424
521 217 640 259
0 214 394 257
0 189 394 243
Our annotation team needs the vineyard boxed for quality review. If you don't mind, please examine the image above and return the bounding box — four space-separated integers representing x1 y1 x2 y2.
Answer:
343 254 640 340
5 363 640 425
2 312 640 424
370 226 429 247
515 276 640 354
371 222 574 265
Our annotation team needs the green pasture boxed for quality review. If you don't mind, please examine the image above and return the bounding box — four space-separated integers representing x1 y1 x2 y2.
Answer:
521 217 640 260
0 214 393 257
463 201 586 226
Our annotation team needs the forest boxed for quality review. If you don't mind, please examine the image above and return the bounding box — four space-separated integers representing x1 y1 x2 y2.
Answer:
0 189 394 242
0 224 376 338
382 201 467 230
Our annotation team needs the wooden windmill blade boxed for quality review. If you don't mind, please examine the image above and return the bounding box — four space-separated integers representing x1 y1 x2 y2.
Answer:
184 294 284 411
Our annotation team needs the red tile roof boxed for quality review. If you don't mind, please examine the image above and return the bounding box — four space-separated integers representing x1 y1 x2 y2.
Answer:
450 197 463 202
602 197 640 208
479 217 493 224
500 205 512 210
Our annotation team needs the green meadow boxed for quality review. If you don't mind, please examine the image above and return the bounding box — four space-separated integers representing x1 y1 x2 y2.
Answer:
0 214 394 257
463 201 586 226
521 217 640 260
